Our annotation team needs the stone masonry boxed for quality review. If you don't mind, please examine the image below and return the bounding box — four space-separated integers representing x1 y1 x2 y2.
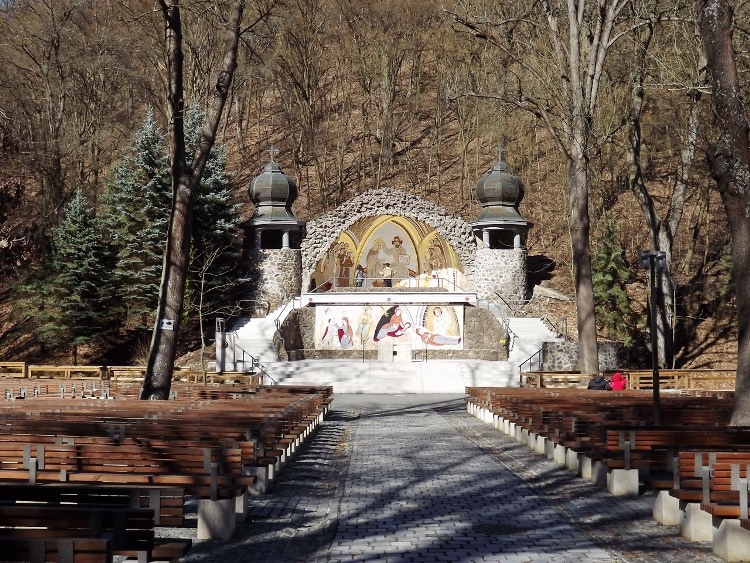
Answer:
473 247 527 303
301 187 477 290
247 248 302 311
543 340 621 372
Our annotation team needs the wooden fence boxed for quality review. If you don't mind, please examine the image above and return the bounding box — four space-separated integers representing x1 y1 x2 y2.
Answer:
0 362 262 386
522 369 736 391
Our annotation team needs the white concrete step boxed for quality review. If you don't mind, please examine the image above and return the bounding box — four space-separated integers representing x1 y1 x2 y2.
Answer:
506 317 563 367
261 360 517 393
231 316 279 364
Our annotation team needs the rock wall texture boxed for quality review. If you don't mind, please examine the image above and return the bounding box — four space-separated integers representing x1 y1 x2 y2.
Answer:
542 341 621 372
473 247 527 304
247 248 302 310
300 187 477 289
275 306 508 361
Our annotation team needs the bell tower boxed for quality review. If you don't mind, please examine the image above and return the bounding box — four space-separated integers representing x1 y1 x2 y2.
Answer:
470 146 532 308
242 148 305 310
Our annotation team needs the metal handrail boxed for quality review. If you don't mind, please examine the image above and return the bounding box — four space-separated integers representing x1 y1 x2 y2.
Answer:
310 276 464 292
492 290 569 340
274 296 302 331
518 349 544 383
475 297 518 352
234 341 276 384
493 291 524 316
542 316 567 340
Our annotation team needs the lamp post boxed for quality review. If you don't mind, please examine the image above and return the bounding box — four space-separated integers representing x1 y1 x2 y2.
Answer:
638 250 667 425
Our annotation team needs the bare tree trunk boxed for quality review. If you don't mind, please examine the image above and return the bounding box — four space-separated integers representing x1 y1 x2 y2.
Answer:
696 0 750 424
568 145 599 375
625 17 703 368
141 0 244 400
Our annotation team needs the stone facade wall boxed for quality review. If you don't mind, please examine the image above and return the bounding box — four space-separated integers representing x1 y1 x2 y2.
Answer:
275 306 508 361
542 340 621 372
473 247 527 304
301 187 477 290
247 248 302 310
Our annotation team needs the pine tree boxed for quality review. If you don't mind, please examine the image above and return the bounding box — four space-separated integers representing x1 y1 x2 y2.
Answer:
100 109 172 329
592 220 633 346
18 191 117 361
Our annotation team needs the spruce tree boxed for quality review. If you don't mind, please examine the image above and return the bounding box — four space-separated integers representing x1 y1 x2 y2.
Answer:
19 191 117 360
100 109 172 329
183 103 240 319
592 220 633 346
100 106 239 332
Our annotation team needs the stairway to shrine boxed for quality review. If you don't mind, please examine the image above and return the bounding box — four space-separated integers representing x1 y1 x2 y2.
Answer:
224 308 561 393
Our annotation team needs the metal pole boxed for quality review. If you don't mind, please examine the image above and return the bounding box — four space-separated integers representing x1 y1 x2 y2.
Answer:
649 255 661 425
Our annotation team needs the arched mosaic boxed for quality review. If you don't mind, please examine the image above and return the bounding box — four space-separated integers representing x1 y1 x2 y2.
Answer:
301 187 477 290
311 215 463 289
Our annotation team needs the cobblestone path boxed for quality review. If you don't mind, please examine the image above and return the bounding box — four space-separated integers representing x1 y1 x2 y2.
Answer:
179 394 721 563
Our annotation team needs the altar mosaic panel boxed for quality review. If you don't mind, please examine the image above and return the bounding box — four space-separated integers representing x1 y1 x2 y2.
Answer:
315 304 464 351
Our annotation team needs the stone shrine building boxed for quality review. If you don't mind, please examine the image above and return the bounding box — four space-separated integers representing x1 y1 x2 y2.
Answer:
230 148 536 365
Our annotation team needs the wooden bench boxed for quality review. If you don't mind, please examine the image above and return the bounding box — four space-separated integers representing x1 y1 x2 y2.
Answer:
0 502 191 562
659 451 750 557
0 387 333 541
0 483 186 527
464 387 739 492
0 505 154 551
0 537 113 563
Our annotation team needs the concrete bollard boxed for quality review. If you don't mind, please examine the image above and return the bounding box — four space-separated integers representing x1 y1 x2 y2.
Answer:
679 501 713 542
606 468 639 496
198 498 236 540
713 518 750 562
652 490 681 525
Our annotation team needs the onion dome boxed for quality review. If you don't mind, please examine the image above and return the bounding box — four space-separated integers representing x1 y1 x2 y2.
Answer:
248 147 303 226
471 146 529 228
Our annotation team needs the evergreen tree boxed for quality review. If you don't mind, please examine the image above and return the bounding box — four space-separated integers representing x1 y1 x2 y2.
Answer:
183 103 240 319
100 106 239 331
18 191 117 360
100 109 171 329
592 220 633 346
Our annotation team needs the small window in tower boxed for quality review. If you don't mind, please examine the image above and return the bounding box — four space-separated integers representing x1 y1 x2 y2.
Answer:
261 230 284 249
488 230 515 249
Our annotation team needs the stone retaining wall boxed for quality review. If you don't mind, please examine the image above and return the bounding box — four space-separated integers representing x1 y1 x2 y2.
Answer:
542 340 621 372
275 306 508 361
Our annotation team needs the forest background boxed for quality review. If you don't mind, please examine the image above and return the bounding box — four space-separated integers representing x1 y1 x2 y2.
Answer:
0 0 742 370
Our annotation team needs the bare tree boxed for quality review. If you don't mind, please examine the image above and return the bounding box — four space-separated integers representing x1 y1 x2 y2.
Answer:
270 0 331 208
624 4 707 367
449 0 634 374
140 0 245 400
695 0 750 424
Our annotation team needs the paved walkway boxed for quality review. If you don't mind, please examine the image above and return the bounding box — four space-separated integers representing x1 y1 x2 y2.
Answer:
179 394 721 563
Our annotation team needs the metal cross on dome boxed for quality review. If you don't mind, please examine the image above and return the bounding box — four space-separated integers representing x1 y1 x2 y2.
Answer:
497 144 505 162
267 145 279 163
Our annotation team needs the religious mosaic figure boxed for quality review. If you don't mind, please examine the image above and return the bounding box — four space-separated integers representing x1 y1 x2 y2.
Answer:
356 306 373 345
373 305 411 342
384 236 410 281
416 306 461 346
427 237 446 274
338 246 354 287
321 309 354 349
365 238 385 286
